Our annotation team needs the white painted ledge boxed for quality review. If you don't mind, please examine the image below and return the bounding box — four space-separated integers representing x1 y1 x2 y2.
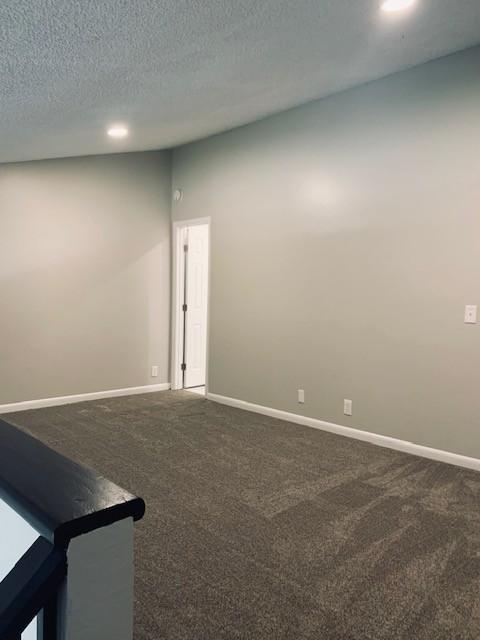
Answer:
0 383 170 414
207 392 480 472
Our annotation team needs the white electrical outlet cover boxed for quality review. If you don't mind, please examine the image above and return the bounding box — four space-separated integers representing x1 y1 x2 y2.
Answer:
298 389 305 404
465 305 477 324
151 366 159 377
344 399 353 416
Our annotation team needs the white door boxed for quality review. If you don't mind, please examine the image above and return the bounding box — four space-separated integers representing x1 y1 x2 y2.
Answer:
184 224 209 388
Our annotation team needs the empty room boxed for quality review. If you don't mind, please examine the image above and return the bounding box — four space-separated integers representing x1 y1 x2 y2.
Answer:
1 1 480 639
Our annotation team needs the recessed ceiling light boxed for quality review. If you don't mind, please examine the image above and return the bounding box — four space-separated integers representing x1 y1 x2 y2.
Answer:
381 0 415 12
107 124 129 139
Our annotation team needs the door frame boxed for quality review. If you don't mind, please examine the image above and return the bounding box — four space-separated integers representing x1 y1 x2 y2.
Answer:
171 217 211 391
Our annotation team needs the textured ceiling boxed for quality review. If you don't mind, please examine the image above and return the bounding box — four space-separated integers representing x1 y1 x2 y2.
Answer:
1 0 480 163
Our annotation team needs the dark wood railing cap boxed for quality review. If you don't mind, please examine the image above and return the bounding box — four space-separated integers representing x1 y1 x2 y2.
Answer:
0 418 145 547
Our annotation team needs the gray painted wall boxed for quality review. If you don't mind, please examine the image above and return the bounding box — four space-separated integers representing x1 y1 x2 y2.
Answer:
172 46 480 458
60 518 134 640
0 152 171 404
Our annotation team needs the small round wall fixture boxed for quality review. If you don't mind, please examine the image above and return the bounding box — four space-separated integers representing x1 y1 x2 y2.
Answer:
173 189 183 203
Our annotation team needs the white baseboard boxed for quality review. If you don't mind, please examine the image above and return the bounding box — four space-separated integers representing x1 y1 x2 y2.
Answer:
207 392 480 472
0 383 171 415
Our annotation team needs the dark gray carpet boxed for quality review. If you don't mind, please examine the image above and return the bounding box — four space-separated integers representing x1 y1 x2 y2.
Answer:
6 391 480 639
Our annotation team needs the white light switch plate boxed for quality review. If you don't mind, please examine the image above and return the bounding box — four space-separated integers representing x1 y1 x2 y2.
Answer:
298 389 305 404
151 365 159 377
465 305 477 324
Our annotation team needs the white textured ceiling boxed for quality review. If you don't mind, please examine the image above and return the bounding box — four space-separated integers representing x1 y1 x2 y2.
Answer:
1 0 480 163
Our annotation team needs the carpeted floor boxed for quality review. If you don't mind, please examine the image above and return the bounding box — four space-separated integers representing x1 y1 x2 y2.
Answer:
6 391 480 639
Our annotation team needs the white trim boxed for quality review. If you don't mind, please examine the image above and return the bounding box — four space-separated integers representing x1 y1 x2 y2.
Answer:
171 222 187 391
207 392 480 472
170 217 211 392
0 383 171 414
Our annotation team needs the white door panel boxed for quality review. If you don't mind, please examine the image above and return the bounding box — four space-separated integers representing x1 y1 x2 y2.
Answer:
184 224 209 388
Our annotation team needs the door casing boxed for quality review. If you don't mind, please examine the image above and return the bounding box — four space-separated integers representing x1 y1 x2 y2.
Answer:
171 217 211 391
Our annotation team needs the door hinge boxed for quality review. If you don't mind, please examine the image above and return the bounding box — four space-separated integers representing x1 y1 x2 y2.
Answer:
184 244 188 252
181 363 186 371
182 303 187 312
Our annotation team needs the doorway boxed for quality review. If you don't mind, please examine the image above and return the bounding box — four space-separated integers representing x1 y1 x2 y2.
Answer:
171 218 210 393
